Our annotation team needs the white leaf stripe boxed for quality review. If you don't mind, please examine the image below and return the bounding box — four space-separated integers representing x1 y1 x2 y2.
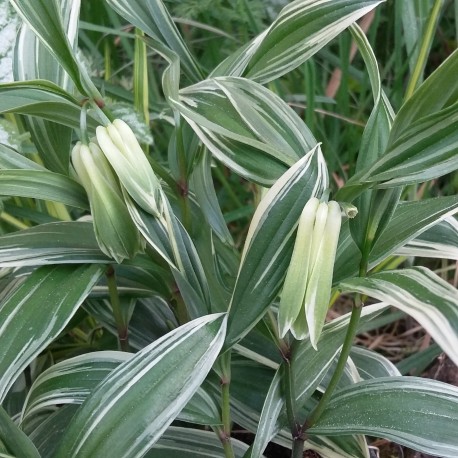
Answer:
56 314 226 457
244 0 384 83
309 377 458 457
0 265 103 402
340 267 458 366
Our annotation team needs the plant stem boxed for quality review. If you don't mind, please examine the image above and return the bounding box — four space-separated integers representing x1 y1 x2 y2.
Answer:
106 266 129 352
291 438 305 458
404 0 444 100
305 301 362 428
220 351 235 458
0 212 28 230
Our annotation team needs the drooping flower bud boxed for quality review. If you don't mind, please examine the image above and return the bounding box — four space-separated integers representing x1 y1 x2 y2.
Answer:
278 198 342 349
71 141 142 263
96 119 162 216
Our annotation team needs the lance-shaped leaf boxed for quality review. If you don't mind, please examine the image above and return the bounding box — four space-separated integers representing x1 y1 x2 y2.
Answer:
0 406 40 458
347 24 399 254
395 216 458 260
213 0 383 83
22 350 220 427
0 264 104 402
0 169 88 209
128 197 211 318
340 267 458 366
146 426 251 458
106 0 202 82
55 313 226 458
334 195 458 283
345 50 458 190
9 0 99 97
225 146 328 348
0 81 97 130
21 351 131 421
309 377 458 458
173 76 317 186
0 222 110 267
224 360 369 458
350 346 401 380
14 0 80 174
0 143 44 170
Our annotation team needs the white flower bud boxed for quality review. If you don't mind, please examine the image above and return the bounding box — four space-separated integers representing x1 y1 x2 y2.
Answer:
96 119 162 216
71 141 142 263
278 198 342 348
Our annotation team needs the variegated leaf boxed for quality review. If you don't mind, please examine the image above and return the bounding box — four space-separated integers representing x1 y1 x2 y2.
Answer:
213 0 383 84
0 264 104 402
309 377 458 458
340 267 458 365
225 146 328 348
55 314 226 458
173 76 317 185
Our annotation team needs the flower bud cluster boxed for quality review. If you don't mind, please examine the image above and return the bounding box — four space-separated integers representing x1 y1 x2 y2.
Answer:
278 197 342 349
71 119 161 263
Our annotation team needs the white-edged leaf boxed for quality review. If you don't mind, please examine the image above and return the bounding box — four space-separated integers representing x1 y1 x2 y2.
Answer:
0 406 40 458
55 313 227 458
213 0 383 84
248 368 283 458
350 346 401 380
226 146 328 348
106 0 203 82
145 426 251 458
174 76 317 185
309 377 458 458
395 216 458 260
0 264 104 402
0 222 110 267
0 169 88 209
340 267 458 366
21 351 130 422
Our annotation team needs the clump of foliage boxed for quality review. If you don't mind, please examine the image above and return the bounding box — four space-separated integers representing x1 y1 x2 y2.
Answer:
0 0 458 457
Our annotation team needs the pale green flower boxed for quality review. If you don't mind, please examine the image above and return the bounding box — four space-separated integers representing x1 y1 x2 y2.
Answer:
96 119 162 216
278 198 342 349
71 141 142 263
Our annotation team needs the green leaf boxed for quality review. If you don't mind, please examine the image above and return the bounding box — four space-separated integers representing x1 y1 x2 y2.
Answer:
395 216 458 259
0 264 104 402
190 150 233 245
13 0 80 174
248 368 283 458
0 222 110 267
340 267 458 366
21 351 130 421
293 303 389 408
370 196 458 264
225 360 369 458
145 426 251 458
0 81 96 130
348 50 458 189
0 406 40 458
213 0 383 83
334 196 458 282
347 24 399 254
225 146 328 348
0 169 88 209
9 0 96 96
0 143 44 170
350 346 401 380
173 76 316 186
309 377 458 458
106 0 203 82
128 199 211 318
56 314 227 458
